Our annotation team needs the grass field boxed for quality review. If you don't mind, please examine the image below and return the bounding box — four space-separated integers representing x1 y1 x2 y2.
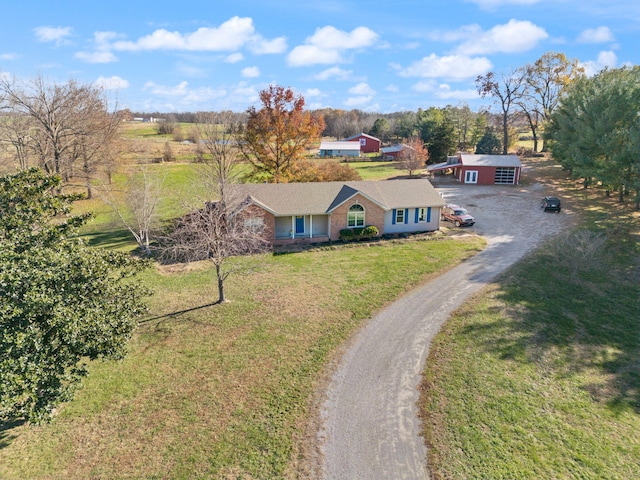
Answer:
2 124 639 478
420 165 640 479
0 236 485 479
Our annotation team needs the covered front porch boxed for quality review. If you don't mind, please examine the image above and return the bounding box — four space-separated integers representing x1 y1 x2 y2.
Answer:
273 214 330 245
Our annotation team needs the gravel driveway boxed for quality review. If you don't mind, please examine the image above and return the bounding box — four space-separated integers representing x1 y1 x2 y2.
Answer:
314 175 573 479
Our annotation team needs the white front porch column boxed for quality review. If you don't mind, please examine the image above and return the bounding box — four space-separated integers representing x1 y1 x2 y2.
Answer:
309 215 313 238
291 216 295 238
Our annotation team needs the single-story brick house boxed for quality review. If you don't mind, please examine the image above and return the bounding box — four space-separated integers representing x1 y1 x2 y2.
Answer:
343 133 381 154
427 153 522 185
319 141 361 157
234 179 445 246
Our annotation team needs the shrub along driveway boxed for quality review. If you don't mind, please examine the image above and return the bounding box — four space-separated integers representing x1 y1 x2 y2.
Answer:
314 179 573 479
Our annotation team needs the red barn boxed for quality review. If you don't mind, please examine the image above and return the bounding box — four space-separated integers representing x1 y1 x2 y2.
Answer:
343 133 381 154
427 153 522 185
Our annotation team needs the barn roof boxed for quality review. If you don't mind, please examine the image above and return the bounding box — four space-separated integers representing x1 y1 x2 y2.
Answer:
319 141 361 151
459 154 522 167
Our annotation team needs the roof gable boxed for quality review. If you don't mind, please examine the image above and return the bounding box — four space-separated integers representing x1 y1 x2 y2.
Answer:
343 133 381 142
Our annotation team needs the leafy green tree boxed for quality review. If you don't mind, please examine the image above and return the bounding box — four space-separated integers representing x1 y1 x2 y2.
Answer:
520 52 584 151
368 118 391 142
0 169 150 423
548 66 640 206
475 128 503 154
417 107 457 163
393 111 418 140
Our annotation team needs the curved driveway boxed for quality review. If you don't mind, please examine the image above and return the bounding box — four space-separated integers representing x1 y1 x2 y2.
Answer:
316 180 570 479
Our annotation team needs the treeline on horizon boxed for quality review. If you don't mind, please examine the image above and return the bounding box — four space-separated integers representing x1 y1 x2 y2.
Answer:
127 106 528 155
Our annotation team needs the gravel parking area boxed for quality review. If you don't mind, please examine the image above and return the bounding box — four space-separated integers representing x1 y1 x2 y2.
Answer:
313 172 575 480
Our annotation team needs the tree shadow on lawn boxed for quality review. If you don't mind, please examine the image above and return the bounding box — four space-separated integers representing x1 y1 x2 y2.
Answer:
0 419 26 450
461 230 640 415
79 227 136 251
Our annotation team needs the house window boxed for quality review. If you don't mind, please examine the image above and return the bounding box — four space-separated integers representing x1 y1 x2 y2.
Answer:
395 209 405 224
348 204 365 227
244 217 264 231
418 208 426 222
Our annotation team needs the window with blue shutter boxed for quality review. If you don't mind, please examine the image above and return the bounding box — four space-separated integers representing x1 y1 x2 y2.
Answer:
404 208 408 224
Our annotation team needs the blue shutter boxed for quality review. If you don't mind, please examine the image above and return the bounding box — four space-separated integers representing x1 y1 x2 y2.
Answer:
404 209 409 224
427 207 431 222
414 208 419 223
392 209 396 225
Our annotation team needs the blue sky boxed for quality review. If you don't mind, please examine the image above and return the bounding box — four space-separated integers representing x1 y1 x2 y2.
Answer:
1 0 638 113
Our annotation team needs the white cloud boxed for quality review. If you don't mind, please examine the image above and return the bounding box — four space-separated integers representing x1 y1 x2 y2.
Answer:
74 51 118 63
304 88 323 98
314 66 354 81
94 76 129 90
144 81 190 96
112 16 279 53
577 26 614 44
249 36 287 54
349 82 376 96
344 95 374 107
580 50 617 76
386 84 399 92
412 81 480 100
33 26 73 46
287 25 378 66
225 53 244 63
0 53 19 60
397 54 492 80
455 19 548 55
75 31 121 64
288 45 342 66
241 66 260 78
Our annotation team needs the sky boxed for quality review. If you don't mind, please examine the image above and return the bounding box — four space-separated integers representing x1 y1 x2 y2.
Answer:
1 0 639 114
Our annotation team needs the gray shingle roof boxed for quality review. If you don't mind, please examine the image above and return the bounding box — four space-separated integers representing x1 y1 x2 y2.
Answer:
460 154 521 167
234 179 444 216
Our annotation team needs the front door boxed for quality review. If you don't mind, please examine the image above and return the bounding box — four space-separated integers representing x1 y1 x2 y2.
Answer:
295 216 305 235
465 170 478 184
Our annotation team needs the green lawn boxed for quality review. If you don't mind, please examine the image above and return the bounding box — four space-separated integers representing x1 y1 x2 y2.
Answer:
0 236 485 479
421 173 640 479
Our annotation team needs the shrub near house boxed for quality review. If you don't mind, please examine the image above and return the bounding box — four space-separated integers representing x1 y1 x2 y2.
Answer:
339 225 379 241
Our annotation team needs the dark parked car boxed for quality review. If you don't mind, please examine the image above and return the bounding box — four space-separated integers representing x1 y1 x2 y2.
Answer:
541 196 561 212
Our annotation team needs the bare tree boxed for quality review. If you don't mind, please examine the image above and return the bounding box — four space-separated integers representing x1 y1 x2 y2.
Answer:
98 166 165 256
395 137 429 177
476 70 526 154
0 113 33 170
0 75 122 196
159 112 269 304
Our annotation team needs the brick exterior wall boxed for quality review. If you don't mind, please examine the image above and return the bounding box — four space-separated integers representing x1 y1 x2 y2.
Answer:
241 204 275 245
329 194 385 240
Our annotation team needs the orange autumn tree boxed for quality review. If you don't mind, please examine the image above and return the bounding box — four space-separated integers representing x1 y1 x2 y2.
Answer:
396 137 429 177
240 85 325 183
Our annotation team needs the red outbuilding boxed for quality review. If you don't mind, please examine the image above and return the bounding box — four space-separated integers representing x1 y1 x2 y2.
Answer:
427 153 522 185
343 133 381 154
